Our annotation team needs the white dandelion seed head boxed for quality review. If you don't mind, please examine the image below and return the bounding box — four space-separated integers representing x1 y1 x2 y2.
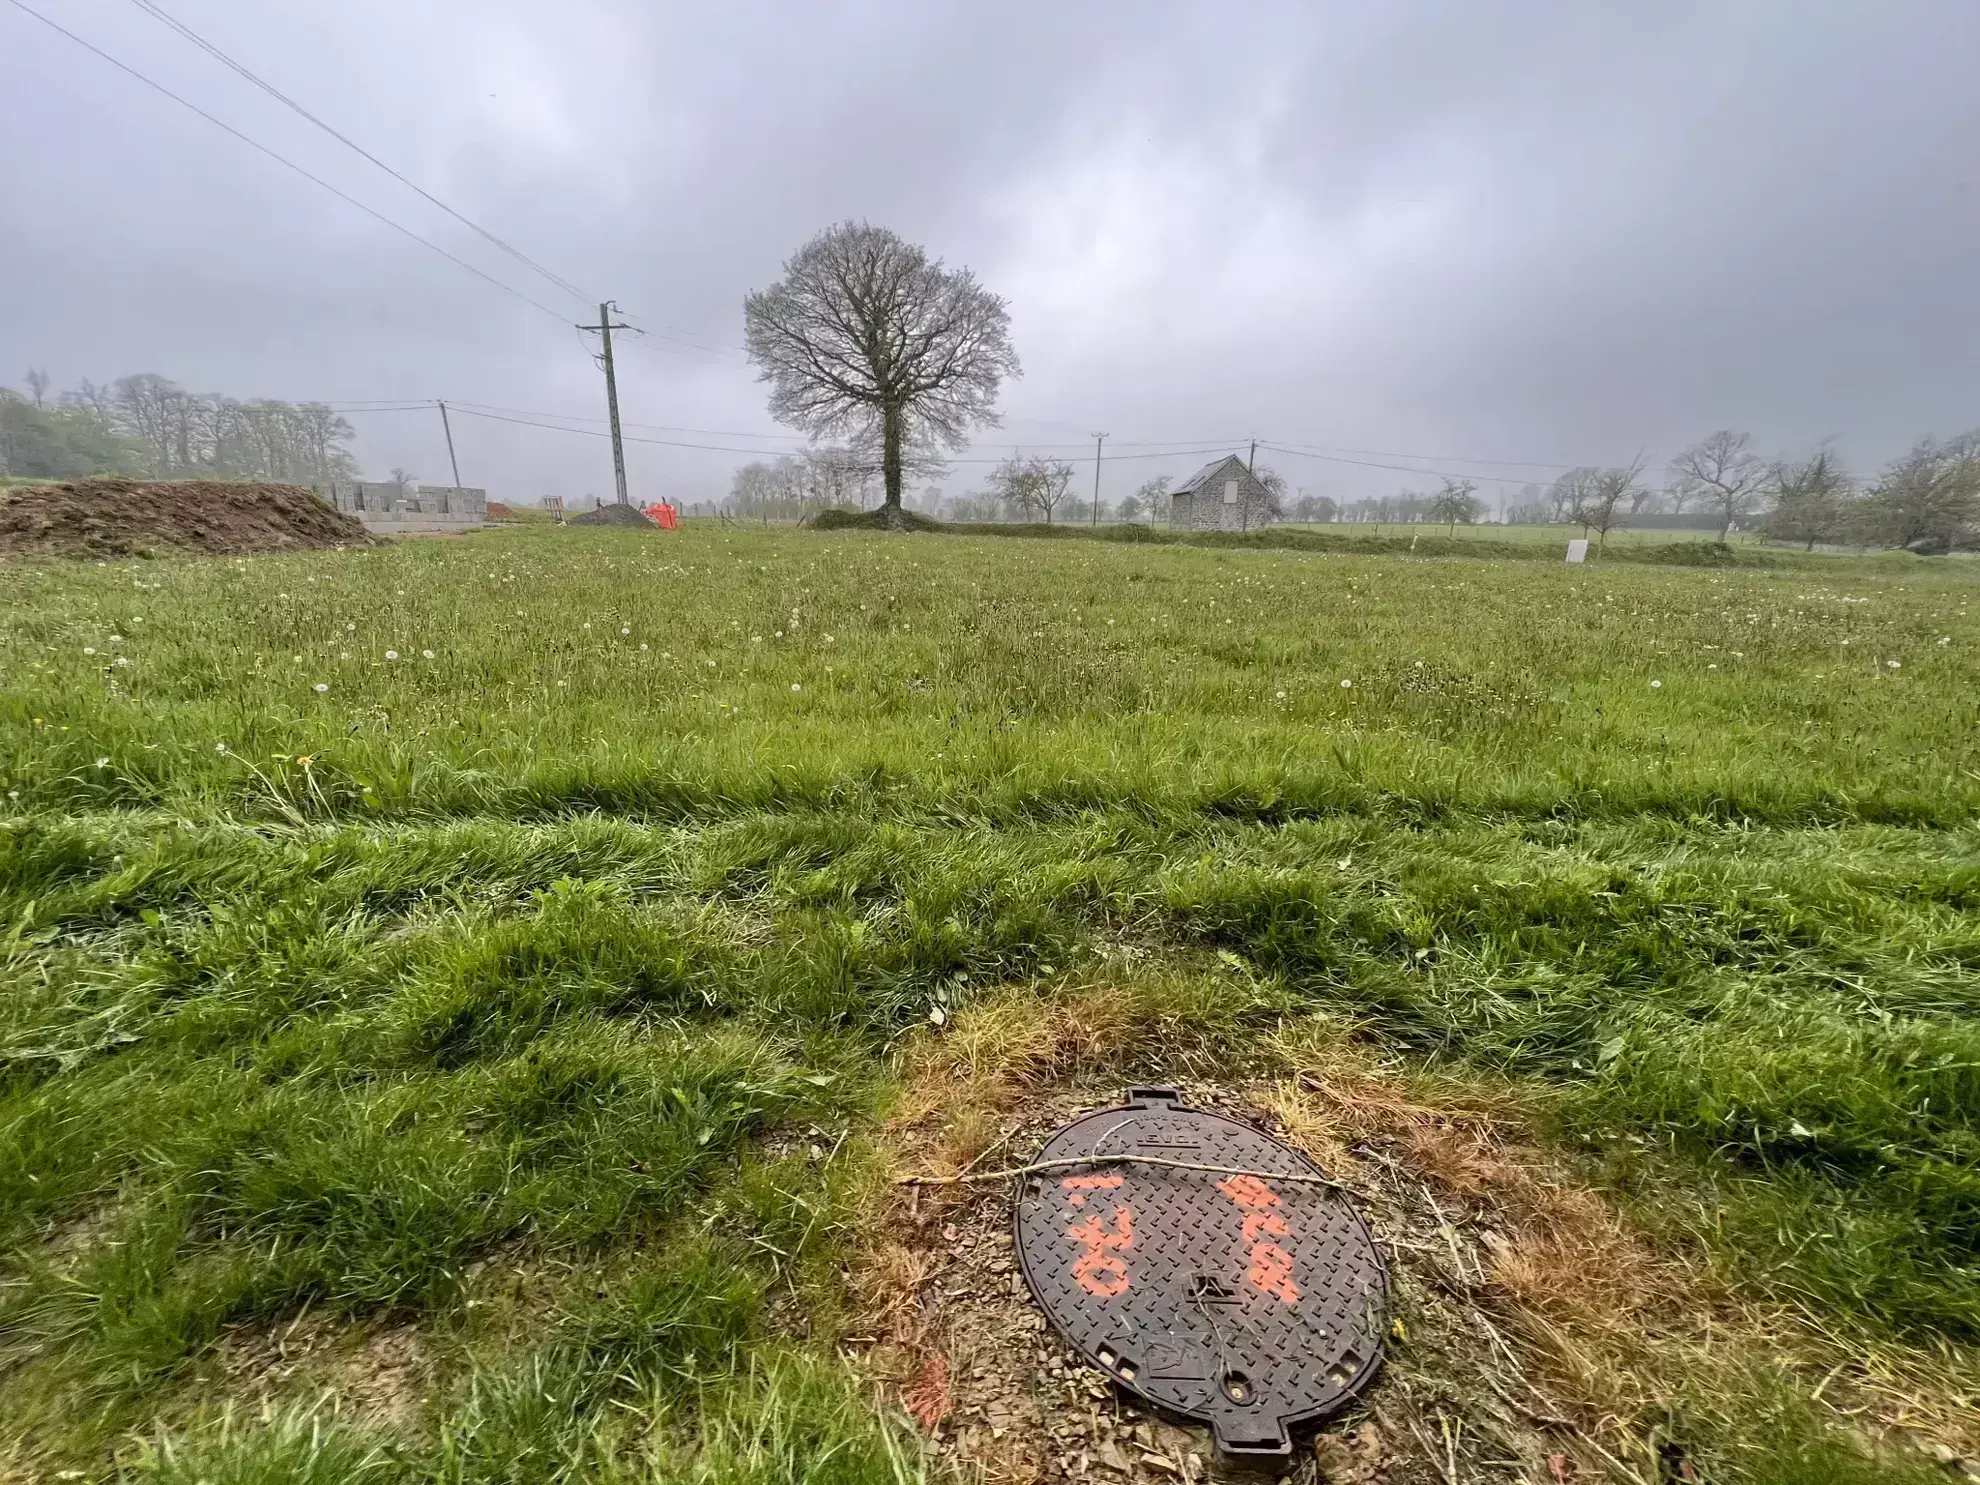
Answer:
1886 659 1901 669
109 635 123 644
582 622 591 629
215 742 228 753
83 646 96 655
1340 678 1353 689
346 622 356 631
422 649 435 660
620 626 630 635
1651 679 1663 688
384 650 399 661
639 643 649 651
1276 691 1287 699
824 635 835 643
313 683 329 693
791 683 802 692
95 756 109 768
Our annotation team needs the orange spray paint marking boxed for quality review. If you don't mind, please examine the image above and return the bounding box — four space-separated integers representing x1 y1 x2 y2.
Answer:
1062 1175 1133 1296
1217 1174 1302 1304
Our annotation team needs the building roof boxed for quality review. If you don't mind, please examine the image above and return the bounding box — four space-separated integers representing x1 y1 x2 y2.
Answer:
1173 454 1256 496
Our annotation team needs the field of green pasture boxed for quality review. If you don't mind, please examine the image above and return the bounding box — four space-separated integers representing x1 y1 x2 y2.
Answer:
0 527 1976 1483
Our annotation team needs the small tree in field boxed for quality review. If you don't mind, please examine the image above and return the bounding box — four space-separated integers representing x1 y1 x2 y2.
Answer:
744 222 1019 529
1762 449 1852 551
1567 463 1641 554
989 454 1075 523
1669 430 1767 541
1426 478 1483 532
1854 434 1980 551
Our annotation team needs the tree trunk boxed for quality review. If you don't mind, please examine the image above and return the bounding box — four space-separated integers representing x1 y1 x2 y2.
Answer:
881 403 906 530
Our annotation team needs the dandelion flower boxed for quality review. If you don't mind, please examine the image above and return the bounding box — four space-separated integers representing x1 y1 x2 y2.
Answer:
1340 678 1353 689
94 756 109 768
582 622 591 630
1650 680 1663 689
314 682 329 693
115 657 131 667
791 683 802 693
824 634 835 643
215 742 229 753
639 643 649 652
347 622 356 631
385 650 399 661
109 634 123 644
1707 663 1718 670
1940 636 1952 645
1887 659 1901 669
422 649 435 660
84 646 97 655
620 626 630 635
1275 690 1287 699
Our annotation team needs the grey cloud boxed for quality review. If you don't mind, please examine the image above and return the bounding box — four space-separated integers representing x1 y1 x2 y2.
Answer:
3 0 1975 504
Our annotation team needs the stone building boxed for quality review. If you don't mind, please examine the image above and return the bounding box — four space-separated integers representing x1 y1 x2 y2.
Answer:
1167 454 1274 532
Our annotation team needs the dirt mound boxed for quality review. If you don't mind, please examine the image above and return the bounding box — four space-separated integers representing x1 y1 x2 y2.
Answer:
0 476 369 558
569 502 657 527
806 506 945 532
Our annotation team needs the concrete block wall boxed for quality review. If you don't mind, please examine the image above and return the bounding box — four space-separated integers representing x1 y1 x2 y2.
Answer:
313 481 488 530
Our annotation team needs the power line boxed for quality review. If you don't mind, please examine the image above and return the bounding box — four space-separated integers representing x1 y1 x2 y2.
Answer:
4 0 570 322
445 405 1242 465
1261 437 1580 473
1256 442 1557 488
125 0 596 306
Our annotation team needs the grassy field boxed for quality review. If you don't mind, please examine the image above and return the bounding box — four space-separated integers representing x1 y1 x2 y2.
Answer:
1 526 1976 1484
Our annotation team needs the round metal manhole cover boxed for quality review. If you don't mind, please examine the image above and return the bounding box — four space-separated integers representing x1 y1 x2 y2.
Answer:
1014 1087 1387 1459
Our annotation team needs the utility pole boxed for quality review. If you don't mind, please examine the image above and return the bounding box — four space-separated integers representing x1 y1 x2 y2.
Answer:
436 400 462 488
1090 432 1108 526
1247 438 1257 473
578 300 631 506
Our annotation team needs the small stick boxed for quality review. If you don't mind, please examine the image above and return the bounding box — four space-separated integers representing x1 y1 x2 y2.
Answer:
895 1153 1346 1190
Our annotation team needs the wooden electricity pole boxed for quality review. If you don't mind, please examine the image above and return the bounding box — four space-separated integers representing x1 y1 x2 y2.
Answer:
578 301 631 506
1090 432 1108 526
436 400 463 487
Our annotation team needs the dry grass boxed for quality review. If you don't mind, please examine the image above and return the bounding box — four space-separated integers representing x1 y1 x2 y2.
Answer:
864 987 1980 1482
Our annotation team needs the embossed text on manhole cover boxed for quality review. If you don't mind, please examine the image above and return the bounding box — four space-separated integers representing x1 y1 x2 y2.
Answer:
1013 1087 1387 1458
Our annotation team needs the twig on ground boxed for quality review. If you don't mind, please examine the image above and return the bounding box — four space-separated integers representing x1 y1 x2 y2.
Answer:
894 1153 1347 1190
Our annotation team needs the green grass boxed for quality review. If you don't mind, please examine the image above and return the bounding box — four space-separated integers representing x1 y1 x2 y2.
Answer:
2 527 1976 1481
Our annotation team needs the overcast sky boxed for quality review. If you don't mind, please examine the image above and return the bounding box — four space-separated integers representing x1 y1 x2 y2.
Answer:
5 0 1978 506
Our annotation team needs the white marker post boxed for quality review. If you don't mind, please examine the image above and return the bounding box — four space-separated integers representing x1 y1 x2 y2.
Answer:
1565 539 1589 563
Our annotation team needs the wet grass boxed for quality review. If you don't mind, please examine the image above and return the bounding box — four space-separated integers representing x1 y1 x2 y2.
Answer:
1 527 1976 1482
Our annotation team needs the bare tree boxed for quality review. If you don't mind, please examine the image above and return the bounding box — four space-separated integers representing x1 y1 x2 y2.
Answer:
1425 477 1483 533
23 369 50 408
1131 474 1171 522
1762 448 1852 551
1566 462 1642 554
1669 431 1768 541
744 221 1019 529
1546 467 1606 525
989 454 1075 523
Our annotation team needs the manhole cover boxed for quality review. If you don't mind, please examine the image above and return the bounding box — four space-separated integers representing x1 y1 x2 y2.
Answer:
1014 1087 1387 1459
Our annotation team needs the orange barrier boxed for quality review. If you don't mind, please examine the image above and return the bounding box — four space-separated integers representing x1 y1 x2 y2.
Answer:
642 502 679 529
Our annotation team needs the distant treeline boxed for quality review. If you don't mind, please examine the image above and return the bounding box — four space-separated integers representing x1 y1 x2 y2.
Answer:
0 371 357 485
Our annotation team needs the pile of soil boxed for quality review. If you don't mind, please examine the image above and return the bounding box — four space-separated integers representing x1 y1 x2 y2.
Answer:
569 502 657 527
0 476 368 557
806 506 945 532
